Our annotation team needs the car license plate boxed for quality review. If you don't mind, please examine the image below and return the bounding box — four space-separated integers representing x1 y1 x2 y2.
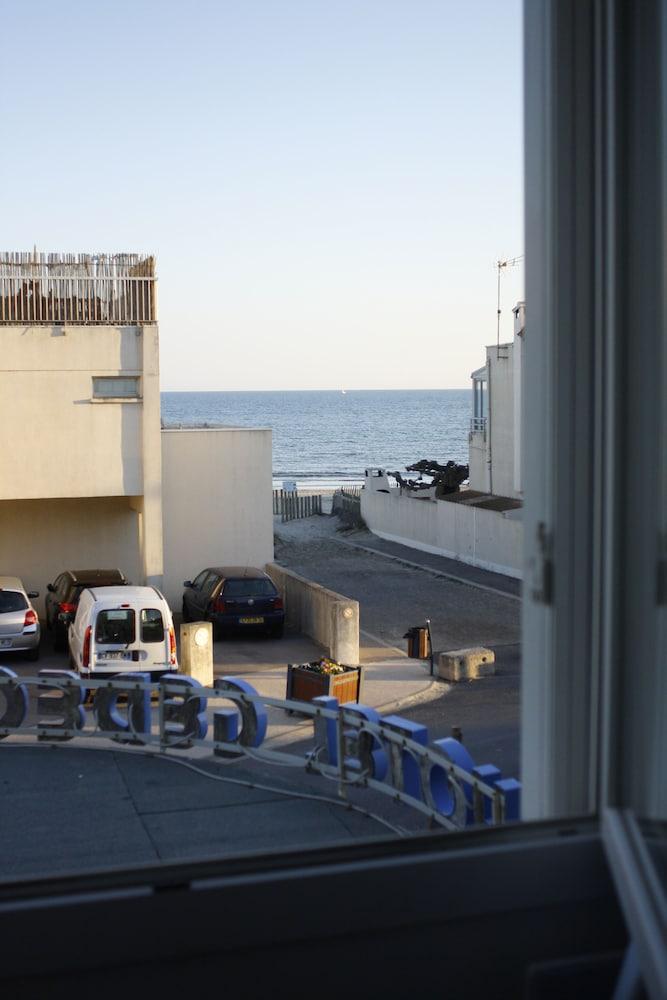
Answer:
239 617 263 625
0 639 11 648
97 650 131 660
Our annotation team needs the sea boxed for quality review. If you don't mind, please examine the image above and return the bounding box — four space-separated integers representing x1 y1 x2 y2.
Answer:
161 389 470 491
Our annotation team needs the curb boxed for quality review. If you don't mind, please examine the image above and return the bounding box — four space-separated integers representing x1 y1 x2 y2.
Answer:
262 676 447 750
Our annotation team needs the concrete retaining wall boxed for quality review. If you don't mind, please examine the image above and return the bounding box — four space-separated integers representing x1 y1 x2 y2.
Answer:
266 563 359 666
361 490 522 579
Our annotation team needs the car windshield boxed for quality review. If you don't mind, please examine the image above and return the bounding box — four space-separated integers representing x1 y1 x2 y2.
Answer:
223 579 276 598
95 609 135 645
0 591 27 613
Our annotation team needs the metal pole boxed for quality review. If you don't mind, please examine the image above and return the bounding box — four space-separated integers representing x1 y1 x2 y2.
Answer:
426 618 434 677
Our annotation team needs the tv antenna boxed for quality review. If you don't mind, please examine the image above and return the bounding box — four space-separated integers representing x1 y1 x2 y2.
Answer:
496 255 524 354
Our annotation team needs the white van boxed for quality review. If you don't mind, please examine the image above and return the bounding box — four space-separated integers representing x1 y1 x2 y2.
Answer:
68 586 177 678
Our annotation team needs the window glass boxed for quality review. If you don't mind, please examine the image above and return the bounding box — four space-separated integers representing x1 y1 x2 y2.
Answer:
95 609 135 644
191 570 209 590
141 608 164 643
0 591 27 613
92 377 140 399
224 579 276 598
201 573 219 599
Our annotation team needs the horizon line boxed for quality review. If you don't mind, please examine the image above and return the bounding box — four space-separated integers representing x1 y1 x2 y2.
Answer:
160 386 471 393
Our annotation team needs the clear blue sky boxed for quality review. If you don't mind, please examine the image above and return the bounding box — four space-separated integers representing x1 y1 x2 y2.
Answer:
2 0 523 390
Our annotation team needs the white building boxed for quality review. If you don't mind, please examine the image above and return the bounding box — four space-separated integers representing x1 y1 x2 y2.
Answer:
469 301 525 498
361 303 525 579
0 251 273 611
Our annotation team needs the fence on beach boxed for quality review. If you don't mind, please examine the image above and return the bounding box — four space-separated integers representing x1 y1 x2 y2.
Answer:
332 488 366 528
273 490 323 522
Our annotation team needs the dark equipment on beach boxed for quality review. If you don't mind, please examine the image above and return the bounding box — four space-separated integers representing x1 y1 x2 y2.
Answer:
390 459 469 496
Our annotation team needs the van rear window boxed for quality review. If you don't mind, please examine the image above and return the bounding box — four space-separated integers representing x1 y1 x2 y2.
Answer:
95 609 135 645
140 609 164 643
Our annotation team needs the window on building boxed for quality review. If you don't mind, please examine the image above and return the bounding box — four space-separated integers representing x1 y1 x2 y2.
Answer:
92 376 141 399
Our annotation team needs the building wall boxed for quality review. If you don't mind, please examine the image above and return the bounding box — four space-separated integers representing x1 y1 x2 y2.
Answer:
488 344 516 498
468 430 489 491
161 428 274 607
0 323 161 501
361 489 522 578
0 497 143 616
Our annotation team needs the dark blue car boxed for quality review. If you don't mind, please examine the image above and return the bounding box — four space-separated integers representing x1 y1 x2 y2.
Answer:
182 566 284 639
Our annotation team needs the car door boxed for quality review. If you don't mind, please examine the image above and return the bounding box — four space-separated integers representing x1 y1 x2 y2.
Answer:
45 574 64 629
184 570 209 619
194 572 220 621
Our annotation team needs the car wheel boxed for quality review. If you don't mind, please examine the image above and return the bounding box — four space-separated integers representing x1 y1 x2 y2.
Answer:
271 624 284 639
53 626 65 653
26 645 40 662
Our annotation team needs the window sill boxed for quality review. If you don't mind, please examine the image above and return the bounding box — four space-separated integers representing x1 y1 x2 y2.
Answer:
89 397 143 403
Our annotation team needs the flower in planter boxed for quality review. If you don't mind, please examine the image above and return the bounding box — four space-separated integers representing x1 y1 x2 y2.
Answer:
297 658 352 676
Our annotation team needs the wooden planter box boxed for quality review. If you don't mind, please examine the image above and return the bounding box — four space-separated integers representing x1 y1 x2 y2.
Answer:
285 663 363 707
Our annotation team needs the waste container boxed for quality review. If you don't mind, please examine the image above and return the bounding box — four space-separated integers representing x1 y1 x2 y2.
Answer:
404 626 429 659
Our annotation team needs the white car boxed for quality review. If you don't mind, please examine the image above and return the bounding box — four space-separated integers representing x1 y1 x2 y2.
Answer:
68 585 177 679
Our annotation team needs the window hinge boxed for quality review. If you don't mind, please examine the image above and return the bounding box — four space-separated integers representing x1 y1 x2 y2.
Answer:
531 521 554 605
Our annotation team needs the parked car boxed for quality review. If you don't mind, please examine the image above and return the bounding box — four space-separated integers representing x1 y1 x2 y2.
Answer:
0 576 40 661
68 585 177 678
45 569 128 652
182 567 284 638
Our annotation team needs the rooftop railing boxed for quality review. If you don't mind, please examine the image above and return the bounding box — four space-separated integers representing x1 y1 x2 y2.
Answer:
470 416 487 434
0 251 156 325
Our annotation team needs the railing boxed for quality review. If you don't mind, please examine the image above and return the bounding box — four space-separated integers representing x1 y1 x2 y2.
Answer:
273 490 323 521
0 251 156 325
469 417 487 434
0 669 520 831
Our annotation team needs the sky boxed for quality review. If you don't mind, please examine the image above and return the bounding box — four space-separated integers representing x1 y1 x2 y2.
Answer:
2 0 523 391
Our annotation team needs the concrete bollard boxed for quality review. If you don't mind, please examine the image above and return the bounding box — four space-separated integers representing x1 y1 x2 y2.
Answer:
437 647 496 682
330 600 359 666
179 621 214 686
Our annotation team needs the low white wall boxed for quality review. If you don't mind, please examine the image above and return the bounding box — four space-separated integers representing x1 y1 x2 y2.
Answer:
266 563 359 666
161 428 274 608
0 497 143 617
361 490 522 579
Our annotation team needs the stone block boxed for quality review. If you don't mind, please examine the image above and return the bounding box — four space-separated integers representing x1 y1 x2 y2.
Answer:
179 622 214 686
437 646 495 682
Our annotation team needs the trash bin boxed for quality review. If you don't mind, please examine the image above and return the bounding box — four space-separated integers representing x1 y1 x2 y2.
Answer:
404 626 429 659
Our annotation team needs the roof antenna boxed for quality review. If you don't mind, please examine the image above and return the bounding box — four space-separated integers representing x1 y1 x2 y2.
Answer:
496 255 524 356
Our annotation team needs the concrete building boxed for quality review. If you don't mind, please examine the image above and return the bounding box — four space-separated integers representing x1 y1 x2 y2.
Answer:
0 251 273 611
469 301 525 498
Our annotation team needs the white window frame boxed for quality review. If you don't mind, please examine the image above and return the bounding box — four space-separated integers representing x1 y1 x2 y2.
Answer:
524 2 667 995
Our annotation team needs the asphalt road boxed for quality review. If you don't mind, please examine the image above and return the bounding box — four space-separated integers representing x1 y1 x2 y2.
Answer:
274 516 522 780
